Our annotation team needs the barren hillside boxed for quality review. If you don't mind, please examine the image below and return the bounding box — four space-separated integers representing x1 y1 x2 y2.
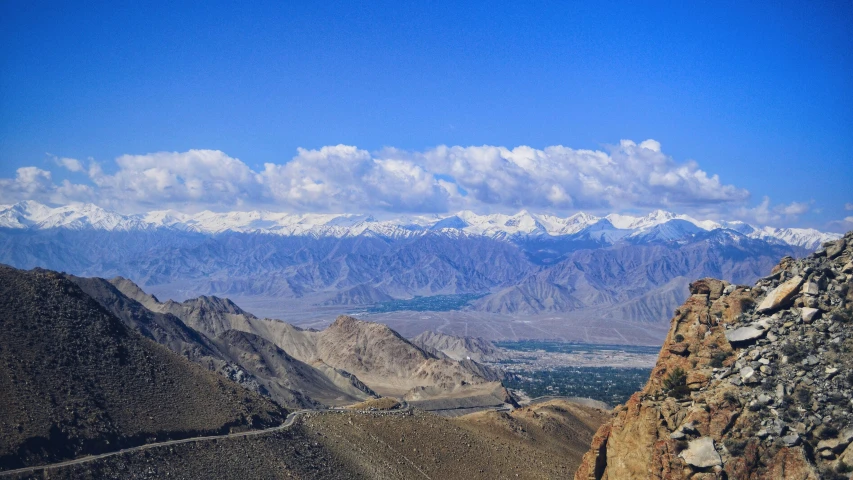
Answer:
110 277 509 407
32 399 608 479
0 265 286 470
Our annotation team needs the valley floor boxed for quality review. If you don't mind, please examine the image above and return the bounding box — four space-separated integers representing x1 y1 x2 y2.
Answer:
209 295 670 345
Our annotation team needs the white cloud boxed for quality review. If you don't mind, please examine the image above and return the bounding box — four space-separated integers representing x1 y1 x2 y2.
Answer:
84 149 263 209
778 201 810 216
52 155 84 173
258 145 457 212
731 196 812 225
828 216 853 233
0 167 93 205
0 140 817 223
15 167 53 192
409 139 748 211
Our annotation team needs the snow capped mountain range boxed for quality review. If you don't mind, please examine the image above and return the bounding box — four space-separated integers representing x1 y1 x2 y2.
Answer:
0 200 837 331
0 200 840 250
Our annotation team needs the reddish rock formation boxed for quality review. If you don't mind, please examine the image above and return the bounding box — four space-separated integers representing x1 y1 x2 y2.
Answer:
576 232 853 480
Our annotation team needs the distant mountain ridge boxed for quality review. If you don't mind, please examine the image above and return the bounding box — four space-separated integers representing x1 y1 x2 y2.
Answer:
0 201 839 249
0 201 837 336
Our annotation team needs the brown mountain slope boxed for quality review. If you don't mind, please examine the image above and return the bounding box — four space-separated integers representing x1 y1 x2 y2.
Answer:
26 424 360 480
575 232 853 480
94 276 374 407
110 276 510 407
458 399 610 472
0 265 286 471
303 399 608 479
213 329 373 407
315 315 489 396
30 399 609 480
411 330 505 362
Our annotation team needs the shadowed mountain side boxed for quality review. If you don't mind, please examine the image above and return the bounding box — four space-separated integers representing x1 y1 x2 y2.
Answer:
474 240 796 316
0 265 286 470
212 330 374 407
66 275 240 381
21 424 364 480
110 278 321 360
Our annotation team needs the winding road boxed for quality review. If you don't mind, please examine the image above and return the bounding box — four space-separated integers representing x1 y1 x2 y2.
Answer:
0 404 412 477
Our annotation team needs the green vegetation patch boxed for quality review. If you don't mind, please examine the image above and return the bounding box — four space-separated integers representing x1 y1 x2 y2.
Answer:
503 366 651 408
367 293 485 313
496 340 660 355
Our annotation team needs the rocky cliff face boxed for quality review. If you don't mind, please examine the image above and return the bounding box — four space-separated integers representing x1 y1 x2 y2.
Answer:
575 232 853 480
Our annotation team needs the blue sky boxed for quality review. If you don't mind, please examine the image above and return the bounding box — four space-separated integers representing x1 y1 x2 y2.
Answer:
1 1 851 230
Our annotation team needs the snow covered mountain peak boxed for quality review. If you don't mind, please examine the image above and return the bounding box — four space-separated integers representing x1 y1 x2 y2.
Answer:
0 201 841 250
0 201 149 231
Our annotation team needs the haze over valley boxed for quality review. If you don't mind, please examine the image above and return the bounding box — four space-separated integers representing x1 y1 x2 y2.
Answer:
2 1 850 478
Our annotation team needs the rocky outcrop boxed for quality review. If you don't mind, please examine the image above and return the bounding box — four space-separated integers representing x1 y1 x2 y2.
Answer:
316 315 492 396
410 330 505 363
575 232 853 480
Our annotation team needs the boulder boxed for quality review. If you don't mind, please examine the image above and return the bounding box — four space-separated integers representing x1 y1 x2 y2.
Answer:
802 282 819 296
782 434 801 447
725 326 767 344
739 366 759 384
757 276 803 313
679 437 722 468
840 442 853 467
826 239 846 259
801 307 819 323
689 279 727 300
817 438 845 454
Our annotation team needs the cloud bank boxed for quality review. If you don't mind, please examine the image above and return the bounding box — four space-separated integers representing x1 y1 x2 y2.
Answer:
0 140 815 225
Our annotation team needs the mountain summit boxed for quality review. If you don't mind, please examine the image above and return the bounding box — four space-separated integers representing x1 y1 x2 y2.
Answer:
0 201 839 249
